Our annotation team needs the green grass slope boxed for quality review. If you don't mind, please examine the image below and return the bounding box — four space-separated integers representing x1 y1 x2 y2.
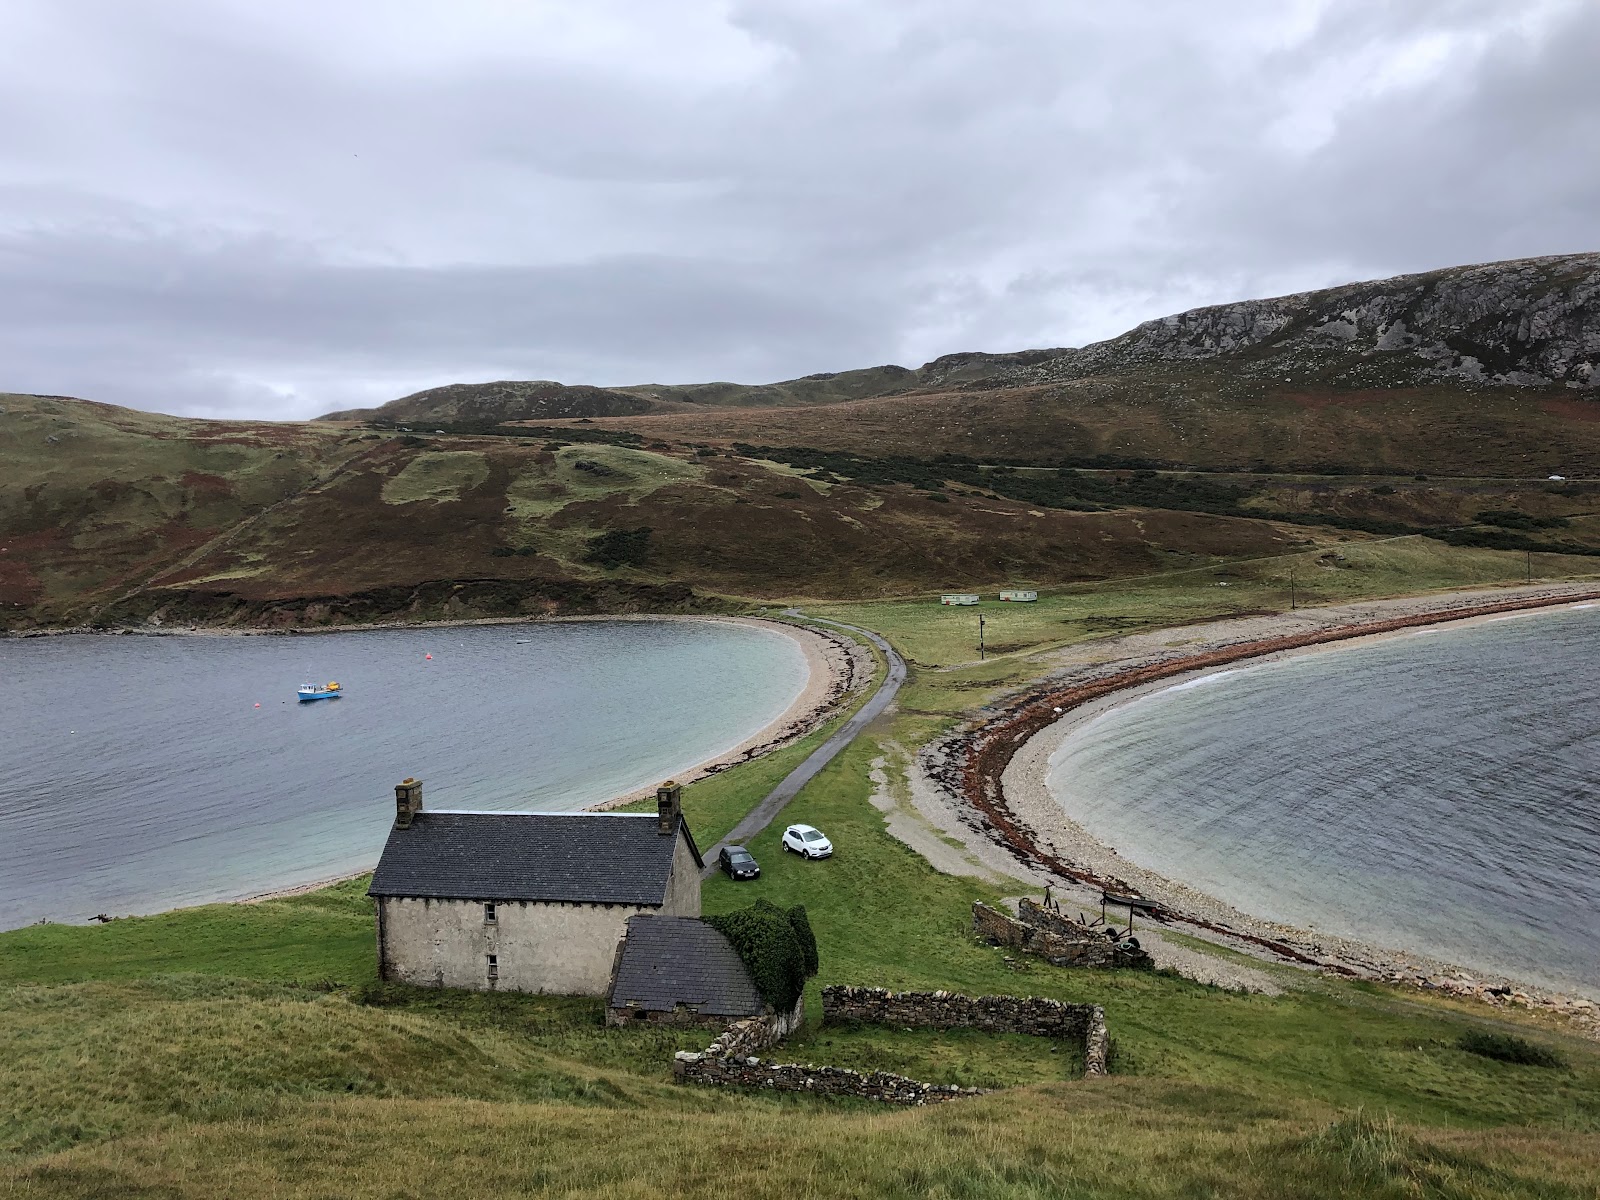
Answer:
5 575 1600 1196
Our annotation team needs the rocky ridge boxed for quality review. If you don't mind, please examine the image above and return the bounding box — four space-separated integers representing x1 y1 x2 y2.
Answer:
924 253 1600 392
322 253 1600 425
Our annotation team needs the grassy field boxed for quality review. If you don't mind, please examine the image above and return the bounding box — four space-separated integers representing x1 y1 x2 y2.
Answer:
809 536 1600 669
6 505 1600 1193
6 625 1600 1194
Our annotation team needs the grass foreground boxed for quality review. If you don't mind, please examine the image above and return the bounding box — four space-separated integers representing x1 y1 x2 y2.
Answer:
5 562 1600 1197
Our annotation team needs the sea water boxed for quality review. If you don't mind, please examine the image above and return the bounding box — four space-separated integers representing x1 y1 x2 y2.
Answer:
0 619 806 928
1046 605 1600 996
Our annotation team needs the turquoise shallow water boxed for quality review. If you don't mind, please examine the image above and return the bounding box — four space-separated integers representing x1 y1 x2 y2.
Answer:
1046 605 1600 996
0 620 806 928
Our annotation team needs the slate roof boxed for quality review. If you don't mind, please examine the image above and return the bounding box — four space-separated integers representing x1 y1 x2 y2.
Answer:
607 915 765 1017
368 811 702 905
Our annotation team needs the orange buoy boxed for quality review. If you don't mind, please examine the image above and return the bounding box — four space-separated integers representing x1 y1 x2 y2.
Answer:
425 653 432 660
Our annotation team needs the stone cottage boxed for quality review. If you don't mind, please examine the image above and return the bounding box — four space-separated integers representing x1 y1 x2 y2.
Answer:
368 778 703 995
606 914 767 1028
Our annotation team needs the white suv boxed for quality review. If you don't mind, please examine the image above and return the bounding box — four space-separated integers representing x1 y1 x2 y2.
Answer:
782 823 833 859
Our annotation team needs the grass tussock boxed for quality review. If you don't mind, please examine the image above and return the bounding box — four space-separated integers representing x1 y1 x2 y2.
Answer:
1458 1030 1568 1068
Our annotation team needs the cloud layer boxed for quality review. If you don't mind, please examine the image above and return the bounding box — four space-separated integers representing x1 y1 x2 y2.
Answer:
2 0 1595 418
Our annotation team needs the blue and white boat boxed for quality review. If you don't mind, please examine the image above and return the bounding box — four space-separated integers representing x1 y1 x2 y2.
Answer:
298 681 344 702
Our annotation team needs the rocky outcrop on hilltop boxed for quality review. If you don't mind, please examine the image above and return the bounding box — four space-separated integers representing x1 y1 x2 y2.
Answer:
923 253 1600 392
327 254 1600 424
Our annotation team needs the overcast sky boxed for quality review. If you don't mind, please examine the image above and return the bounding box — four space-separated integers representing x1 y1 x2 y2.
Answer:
2 0 1596 419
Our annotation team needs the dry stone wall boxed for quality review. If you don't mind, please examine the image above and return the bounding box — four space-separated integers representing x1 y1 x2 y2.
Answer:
674 986 1111 1104
673 1054 982 1104
823 984 1103 1050
702 998 805 1058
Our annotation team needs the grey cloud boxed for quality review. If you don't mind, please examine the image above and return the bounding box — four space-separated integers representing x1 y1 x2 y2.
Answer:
0 0 1594 419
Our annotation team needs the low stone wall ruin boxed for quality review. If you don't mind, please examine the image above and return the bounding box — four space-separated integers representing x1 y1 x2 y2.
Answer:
973 900 1153 970
703 998 806 1058
673 1053 982 1104
673 985 1111 1103
822 984 1106 1068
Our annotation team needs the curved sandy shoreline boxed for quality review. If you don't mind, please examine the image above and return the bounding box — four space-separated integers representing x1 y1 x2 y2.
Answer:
238 615 863 904
927 581 1600 1024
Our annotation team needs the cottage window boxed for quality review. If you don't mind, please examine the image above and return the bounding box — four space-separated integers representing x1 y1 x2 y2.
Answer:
487 954 499 980
484 902 497 925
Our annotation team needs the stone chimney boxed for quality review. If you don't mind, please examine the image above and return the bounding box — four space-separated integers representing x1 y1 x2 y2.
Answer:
656 781 682 834
395 777 423 829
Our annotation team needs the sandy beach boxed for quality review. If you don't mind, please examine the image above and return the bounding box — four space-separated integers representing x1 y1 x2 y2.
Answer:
239 614 863 904
914 581 1600 1025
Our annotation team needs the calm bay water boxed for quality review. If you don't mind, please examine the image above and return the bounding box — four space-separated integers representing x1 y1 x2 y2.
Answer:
0 620 806 929
1047 605 1600 996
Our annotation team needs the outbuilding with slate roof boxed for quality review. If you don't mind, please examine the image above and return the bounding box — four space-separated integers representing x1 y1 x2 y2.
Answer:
606 915 767 1028
369 777 702 995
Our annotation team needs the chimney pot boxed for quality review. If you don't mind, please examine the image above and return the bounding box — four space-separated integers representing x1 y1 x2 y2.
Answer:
395 777 423 829
656 780 682 834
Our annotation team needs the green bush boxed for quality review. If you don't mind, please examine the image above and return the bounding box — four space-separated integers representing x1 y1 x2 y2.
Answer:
704 899 818 1012
583 527 652 569
1457 1031 1566 1068
1473 509 1569 531
787 905 819 976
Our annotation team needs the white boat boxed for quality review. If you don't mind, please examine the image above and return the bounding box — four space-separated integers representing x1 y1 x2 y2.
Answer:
298 681 344 702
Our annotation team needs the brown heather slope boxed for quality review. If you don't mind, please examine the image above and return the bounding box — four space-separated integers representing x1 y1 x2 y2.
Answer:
327 252 1600 476
9 255 1600 628
524 375 1600 477
92 434 1308 627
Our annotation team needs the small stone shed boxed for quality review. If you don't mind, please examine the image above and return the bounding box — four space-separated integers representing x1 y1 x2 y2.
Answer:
369 779 702 995
606 915 766 1028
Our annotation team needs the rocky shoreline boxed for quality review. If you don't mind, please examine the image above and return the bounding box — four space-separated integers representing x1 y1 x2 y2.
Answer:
917 581 1600 1033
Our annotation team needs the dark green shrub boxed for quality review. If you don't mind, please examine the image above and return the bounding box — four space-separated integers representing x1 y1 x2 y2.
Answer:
583 527 652 569
1457 1030 1565 1068
788 905 818 976
704 899 818 1012
1473 509 1569 530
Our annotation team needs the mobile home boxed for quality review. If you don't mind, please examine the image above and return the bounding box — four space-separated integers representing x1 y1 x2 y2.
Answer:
999 589 1038 602
940 594 980 606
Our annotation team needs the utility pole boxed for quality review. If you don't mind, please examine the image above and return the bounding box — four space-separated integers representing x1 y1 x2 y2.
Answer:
978 614 986 661
1527 548 1533 585
1289 565 1297 611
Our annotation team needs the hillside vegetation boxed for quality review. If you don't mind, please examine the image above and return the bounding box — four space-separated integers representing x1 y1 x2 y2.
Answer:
5 254 1600 631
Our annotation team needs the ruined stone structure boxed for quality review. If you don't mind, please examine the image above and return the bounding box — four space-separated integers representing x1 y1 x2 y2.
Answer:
972 899 1153 970
369 779 702 995
673 984 1110 1102
822 984 1108 1075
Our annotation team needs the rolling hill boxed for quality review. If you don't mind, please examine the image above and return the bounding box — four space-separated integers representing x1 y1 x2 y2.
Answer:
4 254 1600 630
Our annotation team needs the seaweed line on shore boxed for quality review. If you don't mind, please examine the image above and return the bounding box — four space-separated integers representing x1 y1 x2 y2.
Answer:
924 584 1600 1020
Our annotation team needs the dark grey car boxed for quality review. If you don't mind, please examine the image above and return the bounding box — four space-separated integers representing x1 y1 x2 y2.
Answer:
718 845 760 880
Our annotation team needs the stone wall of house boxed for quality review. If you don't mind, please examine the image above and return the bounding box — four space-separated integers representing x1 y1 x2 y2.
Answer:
604 1003 728 1030
378 896 649 995
673 1053 982 1105
973 900 1152 970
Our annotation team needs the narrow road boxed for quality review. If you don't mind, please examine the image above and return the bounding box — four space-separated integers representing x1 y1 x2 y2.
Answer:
700 613 906 879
